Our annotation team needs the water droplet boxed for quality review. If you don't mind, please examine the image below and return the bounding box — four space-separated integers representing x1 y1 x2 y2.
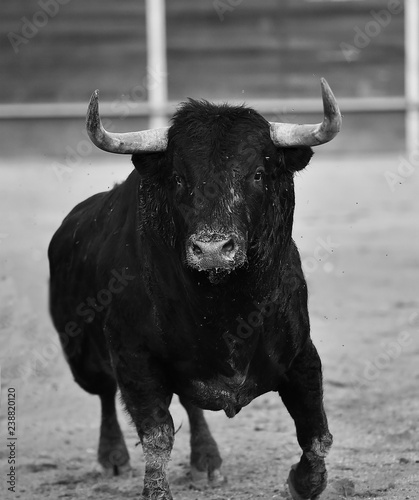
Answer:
323 262 334 273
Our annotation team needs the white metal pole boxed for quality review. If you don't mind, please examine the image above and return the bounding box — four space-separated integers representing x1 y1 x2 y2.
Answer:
145 0 168 128
405 0 419 154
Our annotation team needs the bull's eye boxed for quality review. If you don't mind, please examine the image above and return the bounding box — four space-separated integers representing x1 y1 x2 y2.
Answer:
173 174 184 188
253 167 265 183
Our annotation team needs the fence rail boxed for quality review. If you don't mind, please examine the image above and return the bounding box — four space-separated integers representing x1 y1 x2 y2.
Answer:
0 0 417 153
0 96 409 121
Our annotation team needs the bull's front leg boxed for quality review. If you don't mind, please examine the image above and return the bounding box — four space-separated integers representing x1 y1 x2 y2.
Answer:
140 407 174 500
278 339 333 500
112 350 174 500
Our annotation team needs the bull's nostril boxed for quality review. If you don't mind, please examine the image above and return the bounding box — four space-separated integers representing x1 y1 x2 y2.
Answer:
222 238 236 254
192 243 202 255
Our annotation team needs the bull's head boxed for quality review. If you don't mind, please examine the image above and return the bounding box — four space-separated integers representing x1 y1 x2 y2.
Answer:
86 79 341 283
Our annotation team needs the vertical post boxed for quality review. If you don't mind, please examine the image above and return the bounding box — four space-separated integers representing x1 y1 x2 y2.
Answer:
405 0 419 154
145 0 168 128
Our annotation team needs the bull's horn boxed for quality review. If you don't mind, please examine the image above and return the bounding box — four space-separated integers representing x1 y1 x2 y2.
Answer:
269 78 342 147
86 90 169 153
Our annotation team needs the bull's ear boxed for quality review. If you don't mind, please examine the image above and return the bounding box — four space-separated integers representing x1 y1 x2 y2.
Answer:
282 147 313 172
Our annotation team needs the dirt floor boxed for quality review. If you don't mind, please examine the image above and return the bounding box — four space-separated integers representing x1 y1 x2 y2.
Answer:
0 153 418 499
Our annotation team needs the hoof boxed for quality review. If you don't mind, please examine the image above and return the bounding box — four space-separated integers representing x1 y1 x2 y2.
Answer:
142 482 173 500
190 465 227 487
190 436 224 488
101 459 132 478
98 427 131 478
287 464 322 500
98 443 132 477
142 492 173 500
209 467 227 486
190 465 207 484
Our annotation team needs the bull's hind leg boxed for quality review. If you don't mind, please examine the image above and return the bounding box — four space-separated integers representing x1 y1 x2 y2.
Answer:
179 396 224 484
62 332 131 476
278 339 332 500
98 388 131 476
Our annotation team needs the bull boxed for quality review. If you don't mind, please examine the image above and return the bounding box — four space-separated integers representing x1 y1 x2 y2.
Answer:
48 78 341 500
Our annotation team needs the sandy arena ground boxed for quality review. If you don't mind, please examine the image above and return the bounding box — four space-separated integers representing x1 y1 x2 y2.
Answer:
0 153 418 499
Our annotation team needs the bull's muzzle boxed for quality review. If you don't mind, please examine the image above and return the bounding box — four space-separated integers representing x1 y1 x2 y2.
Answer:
186 232 246 272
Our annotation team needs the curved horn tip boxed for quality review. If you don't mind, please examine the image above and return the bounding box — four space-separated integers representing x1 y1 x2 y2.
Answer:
86 90 102 142
319 78 338 106
319 78 342 126
88 90 100 109
320 77 331 92
87 89 100 114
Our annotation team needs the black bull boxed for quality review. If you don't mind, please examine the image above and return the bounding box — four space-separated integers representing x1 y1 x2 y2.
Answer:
49 97 338 500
